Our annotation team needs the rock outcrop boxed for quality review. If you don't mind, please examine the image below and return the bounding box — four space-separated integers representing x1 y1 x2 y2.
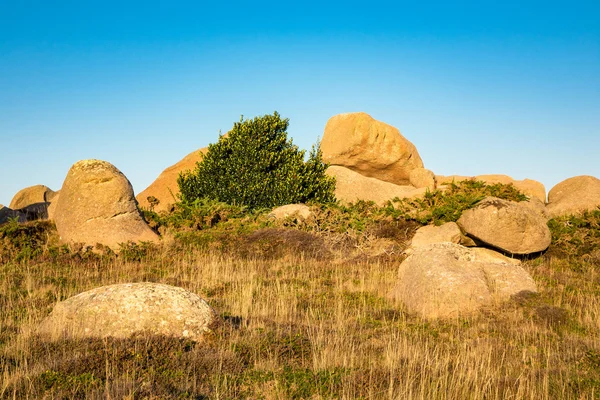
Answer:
437 174 546 203
326 166 427 205
457 197 551 255
547 175 600 218
38 283 218 341
269 204 312 221
53 159 159 250
392 243 537 319
9 184 57 210
136 148 207 212
321 112 424 185
8 184 58 221
0 205 25 224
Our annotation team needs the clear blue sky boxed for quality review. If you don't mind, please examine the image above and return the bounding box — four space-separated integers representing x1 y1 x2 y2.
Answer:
1 1 598 205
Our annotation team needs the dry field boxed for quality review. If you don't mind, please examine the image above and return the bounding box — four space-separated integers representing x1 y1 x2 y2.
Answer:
1 193 599 399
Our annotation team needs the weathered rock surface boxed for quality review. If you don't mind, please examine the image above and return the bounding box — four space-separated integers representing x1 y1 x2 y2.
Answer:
269 204 312 221
409 222 462 248
9 184 57 210
8 185 58 221
136 148 207 212
321 112 424 185
457 197 551 255
54 159 159 249
547 175 600 218
326 166 427 205
437 174 546 203
38 283 218 341
409 168 436 190
0 204 25 224
392 243 537 319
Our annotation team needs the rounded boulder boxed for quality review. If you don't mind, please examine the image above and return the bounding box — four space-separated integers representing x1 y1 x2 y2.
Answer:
38 282 218 341
54 159 159 249
547 175 600 218
321 112 424 185
392 243 537 319
457 197 551 255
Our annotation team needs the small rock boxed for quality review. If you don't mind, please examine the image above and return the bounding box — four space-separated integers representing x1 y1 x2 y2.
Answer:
269 204 312 221
409 168 436 190
409 222 462 248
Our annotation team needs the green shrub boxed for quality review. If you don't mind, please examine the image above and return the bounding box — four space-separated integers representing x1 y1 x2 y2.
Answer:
547 209 600 257
386 180 529 225
178 112 336 210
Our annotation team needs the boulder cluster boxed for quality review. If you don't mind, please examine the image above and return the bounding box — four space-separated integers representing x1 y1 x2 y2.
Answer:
396 194 552 319
2 111 599 340
4 160 159 250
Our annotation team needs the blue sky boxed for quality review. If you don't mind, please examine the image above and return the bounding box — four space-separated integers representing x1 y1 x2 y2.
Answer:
1 1 598 205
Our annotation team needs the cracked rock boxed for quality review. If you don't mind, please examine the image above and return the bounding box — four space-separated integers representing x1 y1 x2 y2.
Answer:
38 282 218 341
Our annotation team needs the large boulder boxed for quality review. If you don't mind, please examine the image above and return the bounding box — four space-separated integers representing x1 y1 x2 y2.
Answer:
547 176 600 218
136 148 207 212
437 174 546 203
8 184 58 221
54 159 159 250
9 184 58 209
457 197 551 255
321 112 424 185
392 243 537 319
38 283 218 341
326 166 427 205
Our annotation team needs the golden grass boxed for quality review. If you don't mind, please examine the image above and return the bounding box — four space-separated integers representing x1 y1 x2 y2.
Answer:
0 224 599 399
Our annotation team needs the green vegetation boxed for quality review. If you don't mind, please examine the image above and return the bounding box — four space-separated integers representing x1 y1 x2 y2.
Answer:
547 208 600 257
1 180 599 399
177 112 336 210
388 179 529 225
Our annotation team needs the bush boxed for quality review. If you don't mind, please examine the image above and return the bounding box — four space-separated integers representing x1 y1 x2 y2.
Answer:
178 112 336 210
386 180 529 225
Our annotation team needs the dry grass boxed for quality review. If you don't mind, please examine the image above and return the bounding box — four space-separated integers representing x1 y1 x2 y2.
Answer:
0 210 599 399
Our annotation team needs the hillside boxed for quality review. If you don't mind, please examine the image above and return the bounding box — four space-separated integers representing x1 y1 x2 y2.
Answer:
1 180 599 399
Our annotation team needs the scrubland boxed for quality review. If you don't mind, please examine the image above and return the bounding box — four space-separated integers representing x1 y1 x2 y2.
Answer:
0 182 599 399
